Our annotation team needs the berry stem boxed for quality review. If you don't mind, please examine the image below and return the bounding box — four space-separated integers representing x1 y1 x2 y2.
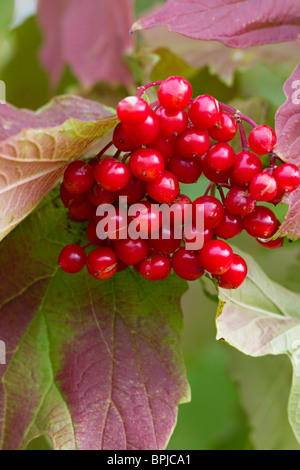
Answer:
219 102 258 128
136 81 163 98
204 182 214 196
238 121 249 151
89 141 113 166
113 149 122 160
122 152 131 163
217 185 226 205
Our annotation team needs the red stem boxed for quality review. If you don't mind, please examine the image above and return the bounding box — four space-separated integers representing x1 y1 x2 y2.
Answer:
136 81 163 98
239 121 249 151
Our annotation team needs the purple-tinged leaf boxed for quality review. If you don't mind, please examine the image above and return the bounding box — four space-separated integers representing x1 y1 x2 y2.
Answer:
132 0 300 48
0 195 190 450
37 0 134 87
275 64 300 240
0 95 117 241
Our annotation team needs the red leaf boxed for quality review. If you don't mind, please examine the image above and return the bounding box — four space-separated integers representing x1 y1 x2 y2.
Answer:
132 0 300 48
37 0 135 87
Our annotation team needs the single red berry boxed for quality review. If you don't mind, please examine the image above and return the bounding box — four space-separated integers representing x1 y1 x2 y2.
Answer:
172 247 204 281
199 240 233 275
248 125 277 155
99 208 128 241
177 127 210 159
192 195 224 230
150 226 182 255
129 201 162 238
273 163 300 193
60 183 87 208
63 160 95 195
156 107 188 138
269 187 284 206
188 95 222 130
214 209 243 240
183 225 214 250
147 134 176 163
168 193 192 227
123 109 159 146
216 254 247 289
208 112 238 142
117 96 149 125
225 187 256 216
230 151 263 187
113 123 139 152
87 219 105 245
117 174 146 204
129 148 165 182
87 183 118 206
113 238 149 265
157 76 193 113
139 253 172 281
146 170 179 204
201 155 231 184
205 143 236 172
68 199 94 221
168 154 202 184
249 171 278 202
86 247 118 280
257 235 284 249
58 244 86 274
243 206 278 238
94 158 130 192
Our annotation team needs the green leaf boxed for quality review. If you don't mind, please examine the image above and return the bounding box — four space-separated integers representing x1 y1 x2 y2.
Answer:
0 193 190 450
216 248 300 445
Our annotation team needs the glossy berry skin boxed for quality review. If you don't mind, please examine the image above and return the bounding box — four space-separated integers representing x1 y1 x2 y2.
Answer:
205 143 236 172
68 200 94 221
273 163 300 193
100 208 128 241
157 76 193 113
201 156 231 184
86 247 118 280
123 109 159 146
60 183 86 208
139 254 172 281
146 171 179 204
117 174 146 204
168 193 192 227
63 161 95 195
113 123 139 152
87 219 105 245
225 187 256 216
129 201 162 238
208 112 238 142
230 151 263 187
58 244 87 274
269 188 284 206
113 238 149 265
248 125 277 155
192 195 224 229
172 247 204 281
150 226 182 255
117 96 149 125
199 240 233 275
188 95 222 130
168 154 202 184
257 236 284 249
147 134 176 163
249 171 278 202
87 183 118 206
129 148 164 182
216 254 247 289
183 225 214 250
156 107 188 138
177 128 210 159
94 158 130 192
243 206 278 239
214 210 243 240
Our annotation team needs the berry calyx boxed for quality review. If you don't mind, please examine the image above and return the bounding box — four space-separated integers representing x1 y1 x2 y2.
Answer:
86 247 118 280
248 125 277 155
58 244 87 274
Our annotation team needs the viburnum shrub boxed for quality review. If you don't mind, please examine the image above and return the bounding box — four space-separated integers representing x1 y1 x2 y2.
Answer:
58 76 300 289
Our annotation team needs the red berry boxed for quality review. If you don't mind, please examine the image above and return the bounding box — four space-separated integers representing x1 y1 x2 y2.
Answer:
87 219 105 245
273 163 300 193
214 210 243 240
257 236 284 249
113 238 149 265
201 156 231 184
60 183 86 208
68 199 94 221
63 160 95 195
129 148 165 182
58 244 86 274
157 76 193 113
156 107 188 138
117 96 149 125
123 109 159 146
199 240 233 275
94 158 130 192
183 225 214 249
113 123 139 152
243 206 278 238
188 95 222 129
205 143 236 172
249 171 278 202
168 193 192 227
168 154 202 184
248 125 277 155
150 226 182 255
87 183 118 206
146 170 179 204
172 247 204 281
208 112 238 142
129 201 162 238
99 208 128 241
225 187 256 216
86 247 118 280
192 195 224 230
269 187 284 206
216 254 247 289
147 134 176 163
139 254 172 281
117 174 146 205
177 127 210 159
230 151 263 187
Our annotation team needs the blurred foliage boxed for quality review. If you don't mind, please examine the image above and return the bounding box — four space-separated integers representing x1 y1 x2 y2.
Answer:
1 0 299 451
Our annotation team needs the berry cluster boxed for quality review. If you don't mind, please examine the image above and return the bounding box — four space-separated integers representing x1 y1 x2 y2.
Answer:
58 76 300 289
